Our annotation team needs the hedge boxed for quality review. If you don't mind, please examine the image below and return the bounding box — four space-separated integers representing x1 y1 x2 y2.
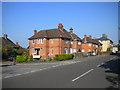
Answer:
16 55 28 63
28 55 33 61
53 53 74 61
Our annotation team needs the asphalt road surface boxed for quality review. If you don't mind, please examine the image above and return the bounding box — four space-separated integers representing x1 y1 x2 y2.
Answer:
2 54 119 88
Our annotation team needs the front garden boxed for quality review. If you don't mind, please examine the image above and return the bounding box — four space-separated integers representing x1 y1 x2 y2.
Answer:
15 53 74 63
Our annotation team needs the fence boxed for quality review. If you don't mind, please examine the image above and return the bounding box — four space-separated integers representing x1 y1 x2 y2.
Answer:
74 53 83 59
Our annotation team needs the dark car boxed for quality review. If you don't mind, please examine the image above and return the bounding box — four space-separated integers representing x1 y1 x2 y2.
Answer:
89 52 96 56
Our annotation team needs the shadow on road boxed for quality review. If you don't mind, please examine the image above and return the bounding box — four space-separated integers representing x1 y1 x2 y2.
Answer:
100 54 120 89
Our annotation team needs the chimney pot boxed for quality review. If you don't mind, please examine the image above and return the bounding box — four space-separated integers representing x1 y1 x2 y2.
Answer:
4 34 7 39
89 35 92 39
84 35 87 43
102 34 107 38
58 23 63 30
16 42 19 46
34 30 37 35
70 28 73 33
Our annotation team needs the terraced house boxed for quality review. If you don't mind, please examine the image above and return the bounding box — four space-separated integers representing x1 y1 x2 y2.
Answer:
81 35 102 54
28 24 82 59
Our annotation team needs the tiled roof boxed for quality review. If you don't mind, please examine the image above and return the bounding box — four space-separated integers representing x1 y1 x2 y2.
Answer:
28 28 81 40
69 33 82 41
82 37 102 45
98 37 113 43
2 37 18 47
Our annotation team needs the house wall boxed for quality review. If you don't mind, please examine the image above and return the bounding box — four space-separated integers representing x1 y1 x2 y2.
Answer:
99 40 113 52
29 38 82 59
81 43 100 53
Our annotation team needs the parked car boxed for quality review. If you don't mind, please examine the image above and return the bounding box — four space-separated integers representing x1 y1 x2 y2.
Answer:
89 52 96 56
110 50 117 55
83 52 89 57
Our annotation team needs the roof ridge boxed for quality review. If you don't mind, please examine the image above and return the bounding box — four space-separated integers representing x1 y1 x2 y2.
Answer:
38 28 58 32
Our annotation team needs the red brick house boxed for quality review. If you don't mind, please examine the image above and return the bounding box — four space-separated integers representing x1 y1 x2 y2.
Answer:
28 24 82 59
81 35 102 54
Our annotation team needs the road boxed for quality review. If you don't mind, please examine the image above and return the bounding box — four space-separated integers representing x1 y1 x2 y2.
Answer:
2 54 119 88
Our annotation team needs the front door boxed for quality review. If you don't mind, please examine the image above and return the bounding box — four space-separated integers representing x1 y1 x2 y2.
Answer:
35 48 40 55
36 49 40 55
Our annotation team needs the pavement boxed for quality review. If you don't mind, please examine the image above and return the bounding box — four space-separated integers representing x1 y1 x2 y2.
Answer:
1 54 120 88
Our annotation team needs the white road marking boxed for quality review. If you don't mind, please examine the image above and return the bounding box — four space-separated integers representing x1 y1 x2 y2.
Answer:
14 74 21 77
52 66 57 68
30 71 36 73
72 69 94 82
42 68 47 70
101 63 104 65
97 65 100 67
24 72 29 74
4 75 13 79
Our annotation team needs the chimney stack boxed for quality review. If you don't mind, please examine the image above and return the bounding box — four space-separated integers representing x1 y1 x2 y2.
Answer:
16 42 19 46
69 28 73 33
102 34 107 38
58 23 63 30
89 35 92 39
34 30 37 35
84 35 87 43
4 34 7 39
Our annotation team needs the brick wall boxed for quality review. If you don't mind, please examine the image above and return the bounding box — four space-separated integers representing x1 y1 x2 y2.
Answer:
29 38 82 59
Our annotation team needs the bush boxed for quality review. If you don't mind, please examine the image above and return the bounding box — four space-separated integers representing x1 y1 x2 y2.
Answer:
28 55 33 61
13 49 23 55
53 53 74 61
16 55 28 63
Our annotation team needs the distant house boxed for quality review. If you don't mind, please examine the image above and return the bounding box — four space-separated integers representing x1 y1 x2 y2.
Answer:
2 34 18 48
98 34 113 52
28 24 82 59
81 35 102 54
2 34 28 56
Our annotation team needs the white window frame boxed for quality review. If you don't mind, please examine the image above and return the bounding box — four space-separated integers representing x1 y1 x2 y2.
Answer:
38 38 44 44
32 48 35 54
50 39 54 44
64 39 69 44
82 49 84 52
70 40 73 44
70 48 73 53
96 45 98 48
78 41 81 45
88 43 91 46
50 48 54 55
64 48 68 54
32 40 35 44
88 49 91 52
73 49 77 53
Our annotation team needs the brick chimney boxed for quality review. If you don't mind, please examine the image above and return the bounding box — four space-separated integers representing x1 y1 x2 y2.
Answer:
89 35 92 39
34 30 37 35
16 42 19 46
69 28 73 33
84 35 87 43
58 23 63 30
4 34 7 39
102 34 107 38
